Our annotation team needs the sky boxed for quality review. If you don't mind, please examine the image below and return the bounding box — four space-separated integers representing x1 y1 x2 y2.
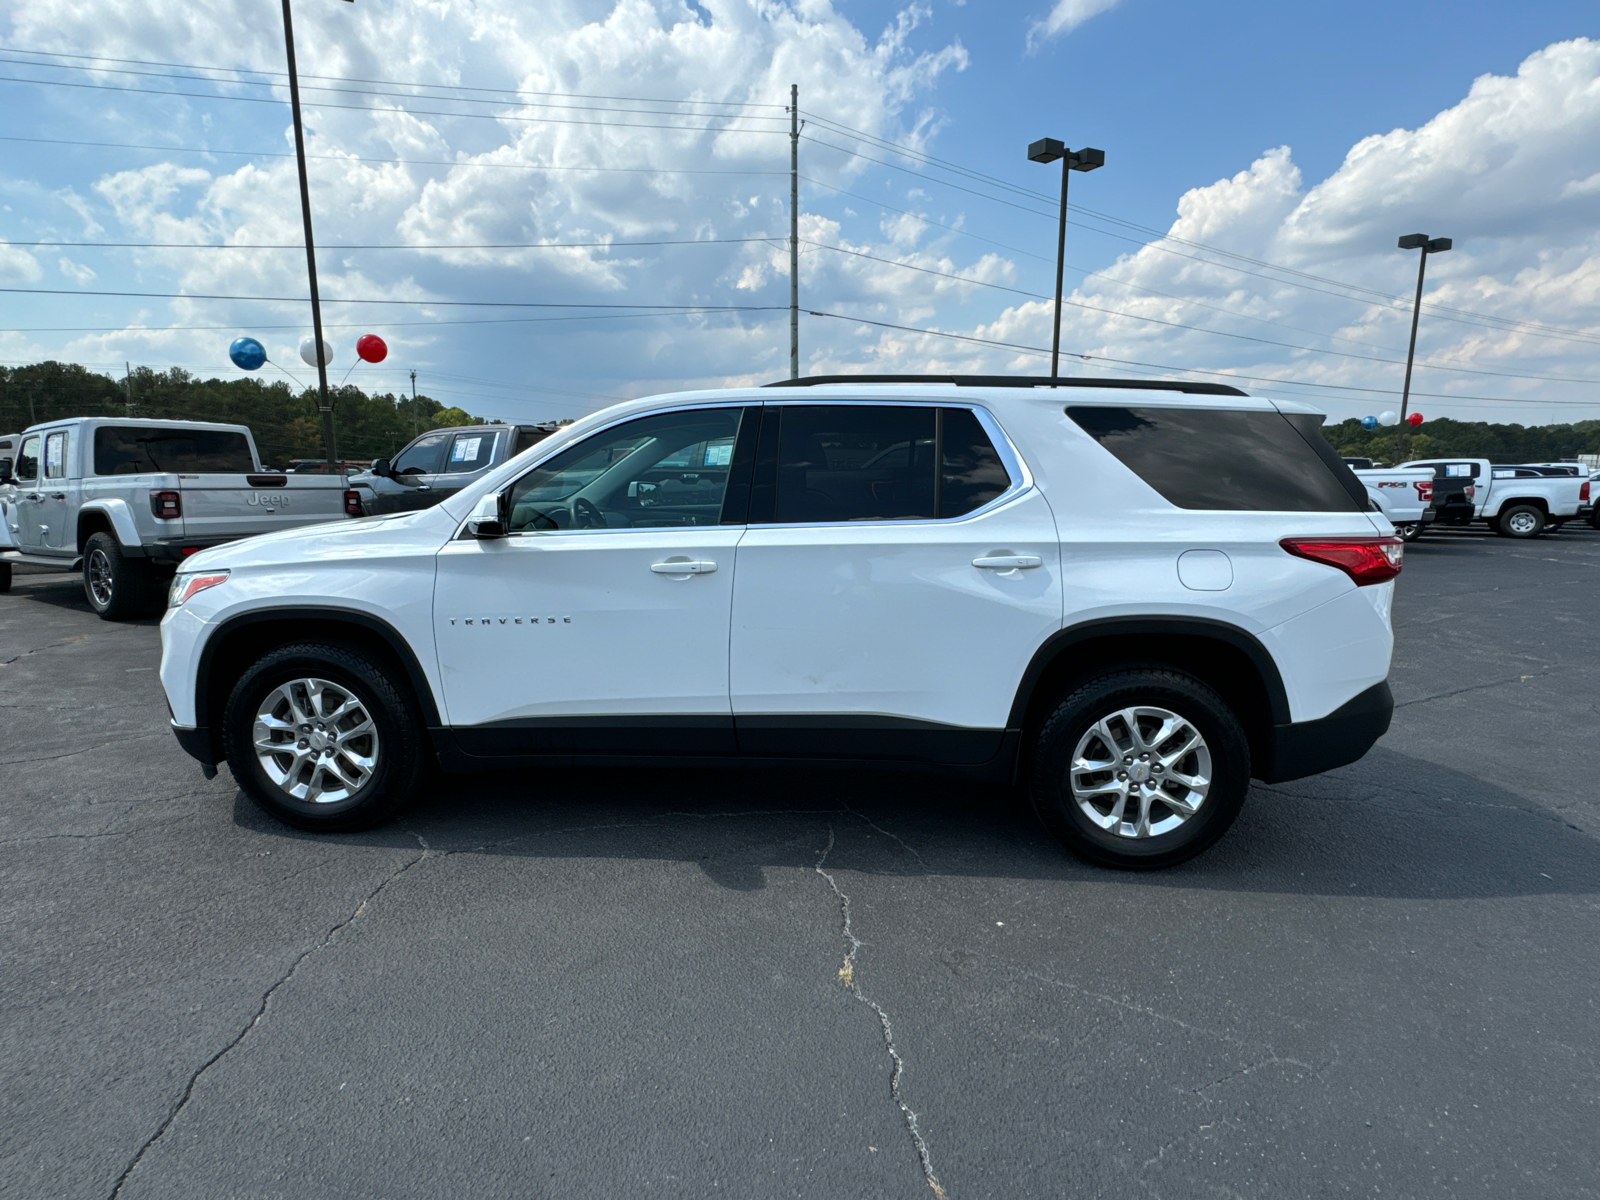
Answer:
2 0 1599 427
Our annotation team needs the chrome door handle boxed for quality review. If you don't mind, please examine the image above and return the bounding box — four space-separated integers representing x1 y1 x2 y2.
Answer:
651 559 717 574
50 492 66 500
416 484 431 491
973 555 1042 569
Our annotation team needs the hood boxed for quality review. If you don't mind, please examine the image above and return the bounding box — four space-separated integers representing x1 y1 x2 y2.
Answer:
178 506 456 572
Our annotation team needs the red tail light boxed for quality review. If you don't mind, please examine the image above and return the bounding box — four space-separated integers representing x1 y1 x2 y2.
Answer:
1413 481 1433 502
1280 536 1403 586
149 490 181 519
344 489 364 517
1463 484 1475 499
1582 481 1591 502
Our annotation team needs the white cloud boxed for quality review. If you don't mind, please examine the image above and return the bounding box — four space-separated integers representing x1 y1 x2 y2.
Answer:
0 243 43 284
58 258 97 285
1027 0 1122 51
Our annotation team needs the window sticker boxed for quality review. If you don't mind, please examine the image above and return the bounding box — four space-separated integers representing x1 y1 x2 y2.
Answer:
1445 463 1472 477
703 441 734 467
452 436 484 463
46 432 66 476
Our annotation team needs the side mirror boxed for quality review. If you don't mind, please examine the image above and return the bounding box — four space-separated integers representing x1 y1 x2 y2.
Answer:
465 492 507 539
371 458 392 478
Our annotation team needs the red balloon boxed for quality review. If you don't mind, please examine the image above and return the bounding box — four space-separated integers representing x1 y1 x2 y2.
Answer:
1406 412 1424 426
356 334 388 363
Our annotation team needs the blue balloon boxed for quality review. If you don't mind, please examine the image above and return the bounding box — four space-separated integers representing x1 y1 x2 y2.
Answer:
1360 415 1378 430
229 336 266 371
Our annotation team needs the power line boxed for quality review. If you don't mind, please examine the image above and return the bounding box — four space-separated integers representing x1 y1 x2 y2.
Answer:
803 241 1600 386
0 73 790 135
1 134 789 177
804 310 1600 408
0 45 788 109
9 237 778 250
0 286 788 310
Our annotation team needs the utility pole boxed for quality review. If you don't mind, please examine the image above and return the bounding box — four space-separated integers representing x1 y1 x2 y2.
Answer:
280 0 344 465
124 362 134 416
410 369 419 437
789 83 799 380
1027 140 1104 378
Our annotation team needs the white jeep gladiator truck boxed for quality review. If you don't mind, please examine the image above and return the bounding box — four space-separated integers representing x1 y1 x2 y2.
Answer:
1399 457 1586 538
1351 466 1436 541
0 417 353 616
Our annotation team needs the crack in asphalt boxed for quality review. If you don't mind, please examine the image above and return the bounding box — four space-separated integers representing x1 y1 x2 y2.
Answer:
0 730 165 767
1393 668 1554 709
105 832 431 1200
814 826 948 1200
0 632 98 667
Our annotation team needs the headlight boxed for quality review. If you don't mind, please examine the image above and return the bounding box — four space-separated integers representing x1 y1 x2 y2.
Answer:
170 571 230 607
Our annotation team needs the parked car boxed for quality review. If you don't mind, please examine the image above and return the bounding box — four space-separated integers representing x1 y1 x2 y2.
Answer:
161 376 1400 870
0 417 352 618
1351 466 1436 541
347 422 564 515
1398 457 1586 538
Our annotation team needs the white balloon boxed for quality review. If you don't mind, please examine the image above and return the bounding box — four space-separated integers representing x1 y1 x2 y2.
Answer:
1377 410 1399 427
298 335 334 367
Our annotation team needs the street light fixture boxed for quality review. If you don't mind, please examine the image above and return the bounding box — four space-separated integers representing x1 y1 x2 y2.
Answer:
1028 138 1104 378
1396 232 1452 427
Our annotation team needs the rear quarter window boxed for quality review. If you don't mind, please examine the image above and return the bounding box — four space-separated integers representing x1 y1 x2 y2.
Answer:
1066 406 1367 512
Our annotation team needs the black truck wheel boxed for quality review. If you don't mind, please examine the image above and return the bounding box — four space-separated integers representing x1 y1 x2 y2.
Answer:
82 532 155 620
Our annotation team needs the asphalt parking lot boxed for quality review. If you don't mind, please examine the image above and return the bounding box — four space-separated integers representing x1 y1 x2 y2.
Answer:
4 526 1599 1200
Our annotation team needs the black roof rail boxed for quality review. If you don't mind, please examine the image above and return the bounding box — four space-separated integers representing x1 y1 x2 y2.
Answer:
761 374 1248 397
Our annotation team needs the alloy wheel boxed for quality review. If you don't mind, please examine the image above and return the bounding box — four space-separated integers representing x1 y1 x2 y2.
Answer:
1069 705 1212 838
252 677 380 803
86 548 114 608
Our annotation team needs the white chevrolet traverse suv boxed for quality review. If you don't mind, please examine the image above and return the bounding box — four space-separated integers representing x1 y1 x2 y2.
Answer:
161 377 1400 869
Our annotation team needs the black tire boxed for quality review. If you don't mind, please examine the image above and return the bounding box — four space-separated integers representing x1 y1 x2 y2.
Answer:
222 641 429 832
82 532 154 620
1397 522 1424 543
1496 503 1545 539
1589 508 1600 530
0 561 11 593
1029 668 1250 870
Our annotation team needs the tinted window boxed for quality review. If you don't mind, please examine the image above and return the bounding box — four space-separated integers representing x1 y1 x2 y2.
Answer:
942 408 1011 517
391 432 449 476
513 427 556 456
508 408 745 532
443 430 500 474
1067 406 1366 512
774 405 937 522
16 436 39 483
94 427 254 475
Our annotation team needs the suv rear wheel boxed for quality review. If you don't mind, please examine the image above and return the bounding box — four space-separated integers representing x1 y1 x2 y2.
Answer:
223 641 429 832
1029 668 1250 869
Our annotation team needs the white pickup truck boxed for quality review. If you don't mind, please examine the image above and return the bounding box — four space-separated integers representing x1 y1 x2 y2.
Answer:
1399 457 1587 539
0 417 354 617
1352 467 1436 542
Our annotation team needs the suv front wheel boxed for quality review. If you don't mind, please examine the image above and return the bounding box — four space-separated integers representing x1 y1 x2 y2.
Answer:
223 641 429 832
1029 668 1250 869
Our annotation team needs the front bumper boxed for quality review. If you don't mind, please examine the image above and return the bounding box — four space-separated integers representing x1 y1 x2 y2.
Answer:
1257 681 1393 783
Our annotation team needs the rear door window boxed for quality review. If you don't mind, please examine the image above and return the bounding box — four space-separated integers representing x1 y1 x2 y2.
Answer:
93 427 254 474
45 431 68 479
772 405 937 523
1066 405 1367 512
443 431 501 474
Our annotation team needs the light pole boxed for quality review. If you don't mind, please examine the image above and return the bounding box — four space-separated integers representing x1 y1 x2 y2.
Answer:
1396 232 1451 422
280 0 352 464
1028 139 1103 378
